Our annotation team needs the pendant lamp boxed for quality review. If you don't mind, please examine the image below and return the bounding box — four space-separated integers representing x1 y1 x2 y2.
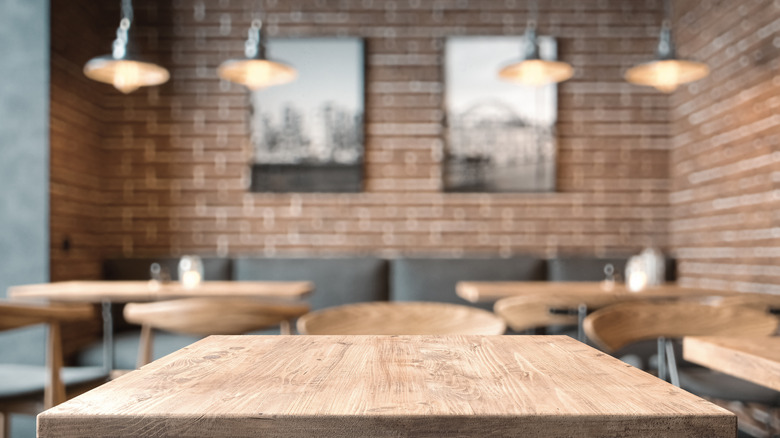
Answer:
217 19 297 90
84 0 169 94
498 0 573 87
625 0 709 93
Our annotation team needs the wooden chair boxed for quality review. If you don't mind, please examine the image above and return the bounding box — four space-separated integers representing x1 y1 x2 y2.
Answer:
584 298 780 435
123 298 310 367
584 299 779 354
494 293 622 340
584 298 779 388
297 301 506 335
0 302 108 438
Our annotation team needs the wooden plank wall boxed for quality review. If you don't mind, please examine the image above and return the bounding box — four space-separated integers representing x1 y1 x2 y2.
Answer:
49 0 112 353
670 0 780 293
49 0 110 281
51 0 671 269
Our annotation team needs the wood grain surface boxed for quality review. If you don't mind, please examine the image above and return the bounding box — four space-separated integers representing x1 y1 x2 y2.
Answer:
684 336 780 392
456 281 731 303
296 301 506 335
38 335 735 437
584 301 779 352
8 281 313 303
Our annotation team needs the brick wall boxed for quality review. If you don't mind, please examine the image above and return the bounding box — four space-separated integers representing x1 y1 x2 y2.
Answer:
669 0 780 293
51 0 672 274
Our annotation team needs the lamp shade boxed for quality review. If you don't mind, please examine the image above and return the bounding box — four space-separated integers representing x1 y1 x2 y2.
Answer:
625 5 709 93
217 58 296 91
217 19 297 90
84 15 169 94
498 25 573 87
499 59 574 87
624 58 709 93
84 56 170 94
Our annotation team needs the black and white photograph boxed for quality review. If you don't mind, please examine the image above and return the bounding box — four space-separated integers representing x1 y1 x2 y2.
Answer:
250 38 364 192
444 36 559 193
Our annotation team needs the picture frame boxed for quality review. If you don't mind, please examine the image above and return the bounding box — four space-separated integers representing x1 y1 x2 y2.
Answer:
249 38 365 193
444 36 559 193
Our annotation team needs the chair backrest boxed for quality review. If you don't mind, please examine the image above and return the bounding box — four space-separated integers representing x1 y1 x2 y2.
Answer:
494 293 621 332
584 299 780 352
297 301 506 335
123 298 310 367
0 301 97 408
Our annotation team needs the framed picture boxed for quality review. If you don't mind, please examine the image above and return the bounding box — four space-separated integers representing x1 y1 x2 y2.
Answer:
444 36 559 192
249 38 364 193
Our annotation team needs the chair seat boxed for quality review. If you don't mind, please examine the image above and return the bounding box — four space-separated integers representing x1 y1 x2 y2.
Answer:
679 367 780 405
0 364 107 399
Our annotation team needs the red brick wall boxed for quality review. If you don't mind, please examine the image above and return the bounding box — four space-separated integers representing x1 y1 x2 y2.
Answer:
670 0 780 293
51 0 672 273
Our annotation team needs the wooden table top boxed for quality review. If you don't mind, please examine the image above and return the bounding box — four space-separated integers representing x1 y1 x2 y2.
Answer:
456 281 730 303
683 336 780 392
38 335 735 437
8 280 313 303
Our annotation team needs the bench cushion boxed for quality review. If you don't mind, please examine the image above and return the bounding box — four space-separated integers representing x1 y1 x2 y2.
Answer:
232 257 389 310
390 257 546 309
0 364 107 398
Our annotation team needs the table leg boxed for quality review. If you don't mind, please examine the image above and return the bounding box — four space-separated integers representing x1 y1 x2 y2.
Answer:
577 304 588 343
101 301 114 372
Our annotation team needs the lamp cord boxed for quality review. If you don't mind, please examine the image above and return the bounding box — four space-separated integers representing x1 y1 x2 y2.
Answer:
245 19 264 58
121 0 133 25
663 0 672 28
251 0 262 22
657 0 676 59
528 0 538 29
521 0 541 60
244 0 266 59
112 0 133 59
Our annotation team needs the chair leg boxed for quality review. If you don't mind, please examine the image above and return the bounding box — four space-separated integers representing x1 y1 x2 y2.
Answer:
657 337 667 381
45 322 66 409
665 339 680 387
280 320 291 335
577 304 588 343
101 301 115 372
0 411 7 438
137 324 154 368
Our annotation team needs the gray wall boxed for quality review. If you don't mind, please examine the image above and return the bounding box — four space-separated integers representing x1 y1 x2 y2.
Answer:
0 2 50 437
0 0 50 376
0 0 50 357
0 0 50 342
